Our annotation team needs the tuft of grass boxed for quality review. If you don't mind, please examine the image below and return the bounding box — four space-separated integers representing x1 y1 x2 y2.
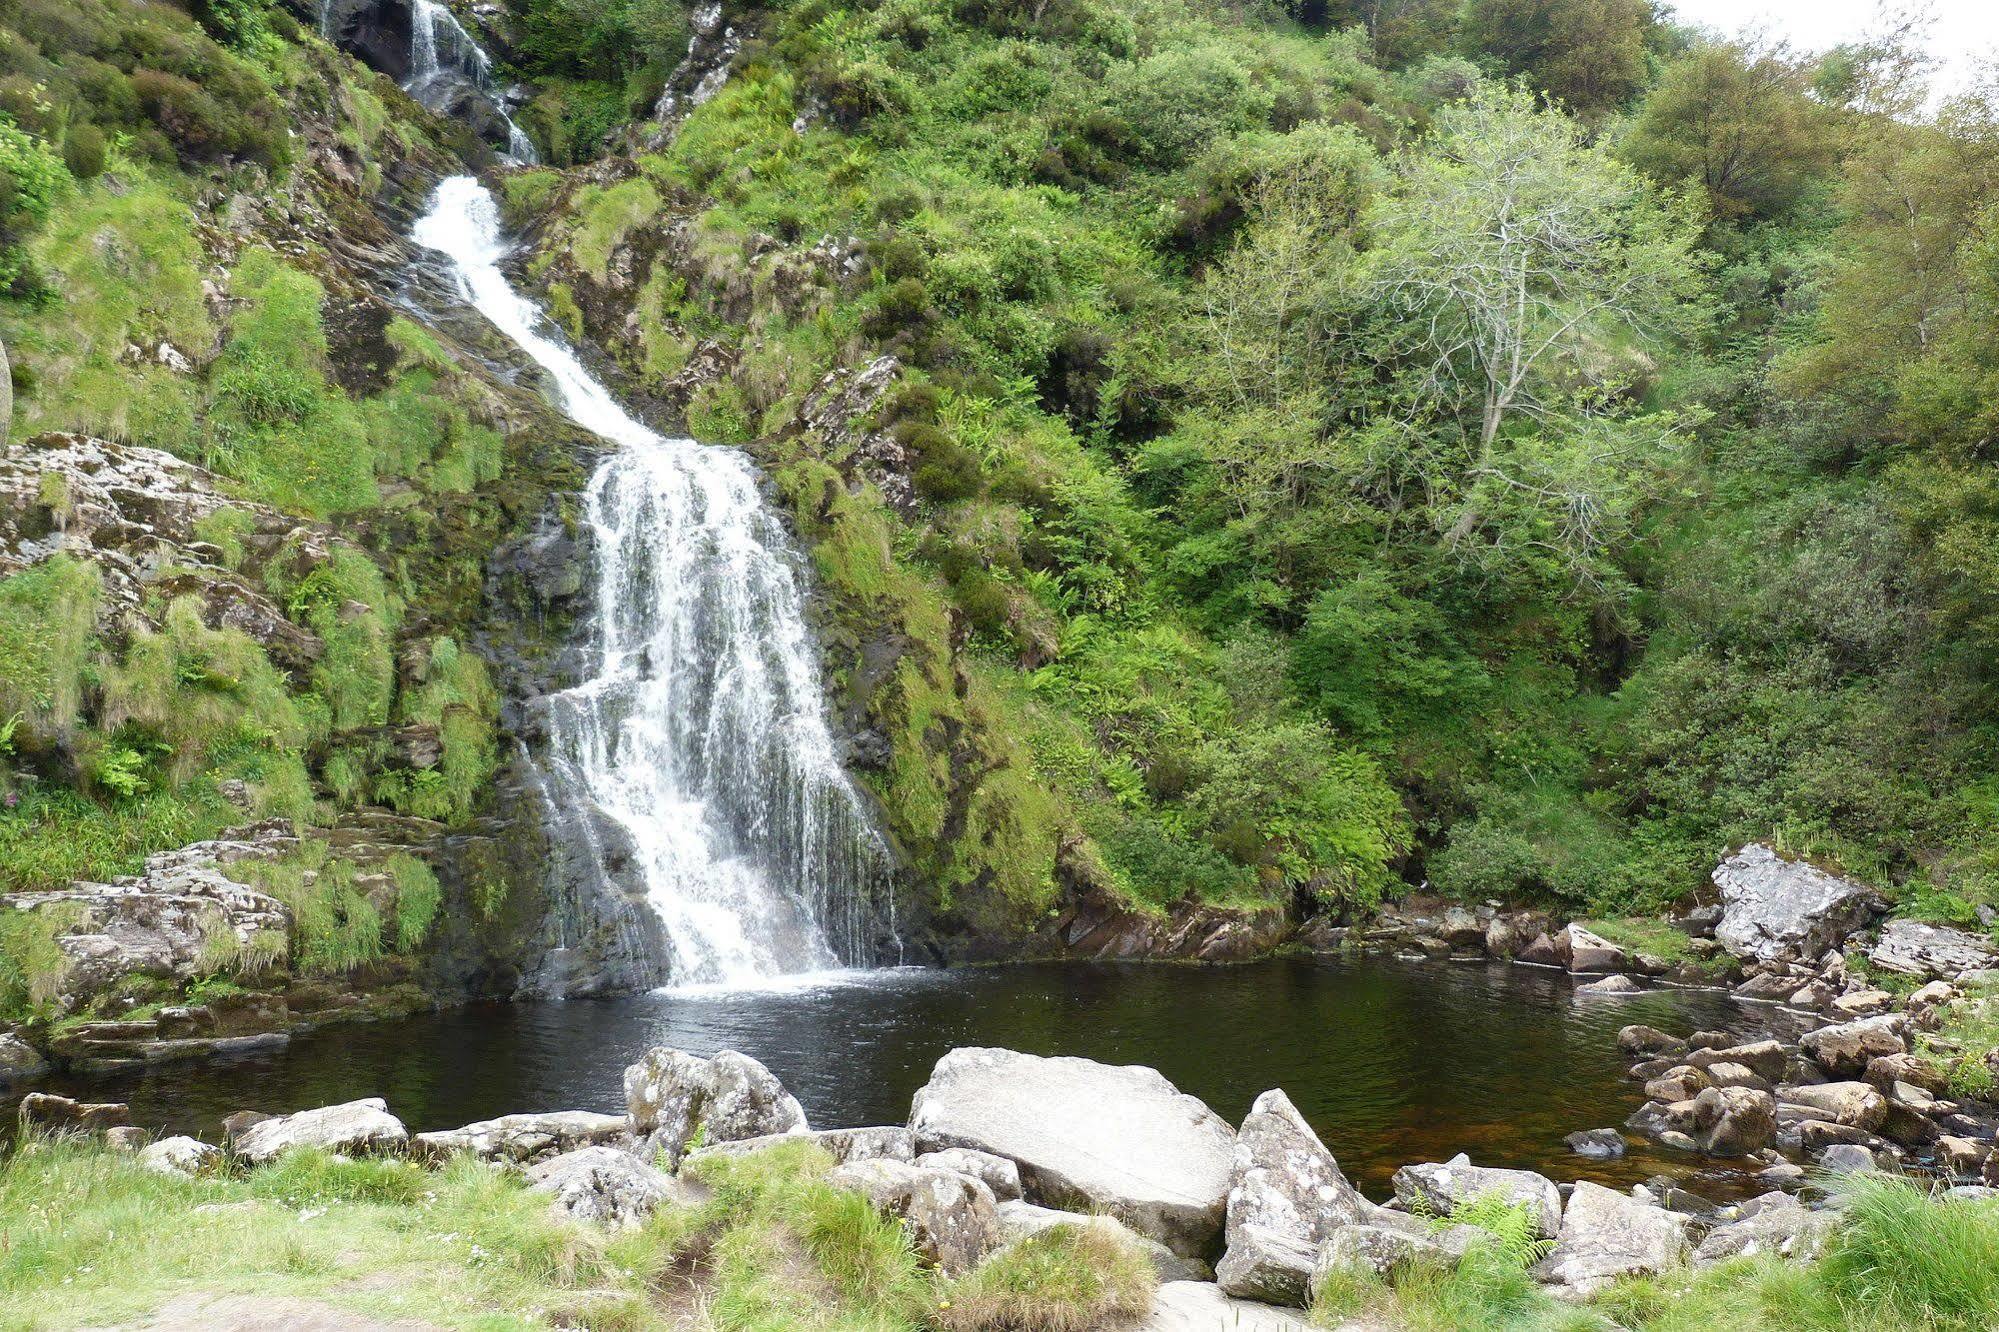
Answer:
0 555 101 738
936 1223 1153 1332
1814 1172 1999 1331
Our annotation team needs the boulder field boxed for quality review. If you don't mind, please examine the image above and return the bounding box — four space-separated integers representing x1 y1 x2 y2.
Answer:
19 1041 1904 1322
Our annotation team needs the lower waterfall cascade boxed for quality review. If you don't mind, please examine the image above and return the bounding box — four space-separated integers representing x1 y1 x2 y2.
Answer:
411 176 894 986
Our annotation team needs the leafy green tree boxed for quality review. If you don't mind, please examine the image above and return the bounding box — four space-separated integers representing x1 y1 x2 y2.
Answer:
1622 40 1837 223
1459 0 1652 115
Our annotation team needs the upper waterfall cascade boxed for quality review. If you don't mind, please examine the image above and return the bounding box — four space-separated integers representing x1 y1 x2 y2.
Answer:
411 177 894 987
406 0 537 161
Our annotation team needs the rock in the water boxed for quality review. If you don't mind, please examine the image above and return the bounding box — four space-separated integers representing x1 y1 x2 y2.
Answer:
1391 1154 1562 1239
1713 844 1884 964
828 1157 1000 1275
232 1098 407 1165
138 1135 224 1177
1533 1181 1689 1295
414 1111 628 1164
527 1146 685 1227
1691 1086 1777 1156
689 1125 912 1167
1618 1025 1686 1058
1216 1089 1365 1306
1576 974 1642 996
1869 920 1997 980
917 1147 1022 1201
1688 1040 1789 1083
1565 1128 1626 1159
909 1047 1235 1259
17 1092 130 1135
1802 1014 1907 1078
624 1047 807 1163
1780 1082 1888 1131
1565 926 1629 973
1141 1281 1313 1332
995 1199 1210 1283
0 1032 46 1082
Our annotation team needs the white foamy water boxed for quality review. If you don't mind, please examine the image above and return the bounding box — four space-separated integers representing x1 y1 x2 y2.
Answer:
412 177 893 986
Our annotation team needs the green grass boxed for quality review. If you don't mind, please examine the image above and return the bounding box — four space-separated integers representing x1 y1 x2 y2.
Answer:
1916 983 1999 1100
0 555 101 738
936 1224 1153 1331
0 785 232 894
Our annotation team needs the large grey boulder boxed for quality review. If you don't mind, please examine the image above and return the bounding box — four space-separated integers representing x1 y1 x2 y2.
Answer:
1141 1281 1313 1331
1390 1154 1562 1239
909 1048 1235 1259
1216 1089 1365 1306
17 1092 129 1135
1713 844 1885 964
138 1135 224 1177
624 1047 807 1163
1692 1193 1835 1265
414 1111 628 1164
1533 1181 1689 1295
1801 1015 1907 1079
827 1157 1000 1275
690 1125 912 1168
232 1098 407 1164
1780 1082 1888 1132
1870 920 1997 980
995 1200 1210 1283
527 1146 686 1227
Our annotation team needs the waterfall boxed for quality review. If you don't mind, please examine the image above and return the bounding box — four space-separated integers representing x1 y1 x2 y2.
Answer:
404 0 538 163
411 177 894 987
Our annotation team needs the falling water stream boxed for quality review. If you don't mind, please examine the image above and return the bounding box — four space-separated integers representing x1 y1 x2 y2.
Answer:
412 178 893 987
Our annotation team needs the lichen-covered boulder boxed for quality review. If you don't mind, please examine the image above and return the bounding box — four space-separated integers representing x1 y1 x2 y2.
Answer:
232 1098 407 1164
624 1047 807 1163
828 1157 1000 1275
138 1135 225 1177
1869 920 1997 980
689 1125 911 1168
527 1146 684 1227
413 1111 629 1164
1533 1181 1689 1295
1693 1193 1835 1265
1216 1089 1365 1306
1779 1082 1888 1132
909 1048 1236 1259
917 1147 1021 1202
1713 844 1885 964
1801 1015 1907 1078
1691 1086 1777 1156
1390 1154 1562 1239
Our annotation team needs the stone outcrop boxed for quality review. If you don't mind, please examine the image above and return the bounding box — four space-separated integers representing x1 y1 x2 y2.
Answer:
413 1111 629 1164
1216 1089 1365 1306
908 1048 1236 1259
1713 844 1885 964
0 831 293 1015
917 1147 1022 1201
1534 1181 1690 1295
1390 1154 1563 1239
1869 919 1997 980
624 1046 808 1163
527 1146 685 1227
232 1098 408 1164
827 1158 1000 1275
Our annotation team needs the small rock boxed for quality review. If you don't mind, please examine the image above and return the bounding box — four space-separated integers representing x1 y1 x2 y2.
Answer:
995 1200 1209 1283
917 1147 1022 1202
1533 1181 1689 1295
1310 1224 1450 1288
105 1126 150 1152
1565 1128 1626 1159
139 1136 224 1177
1617 1025 1686 1057
1692 1086 1778 1156
1141 1281 1314 1332
1576 974 1642 996
1938 1136 1990 1177
689 1125 912 1167
1818 1143 1879 1174
1831 989 1895 1018
1688 1040 1788 1082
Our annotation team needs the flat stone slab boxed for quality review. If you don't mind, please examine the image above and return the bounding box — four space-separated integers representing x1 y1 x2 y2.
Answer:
231 1098 406 1165
910 1047 1236 1258
1870 919 1997 979
414 1111 628 1164
1140 1281 1316 1331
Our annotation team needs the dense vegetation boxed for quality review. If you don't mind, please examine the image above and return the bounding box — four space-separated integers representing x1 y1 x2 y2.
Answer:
496 0 1999 929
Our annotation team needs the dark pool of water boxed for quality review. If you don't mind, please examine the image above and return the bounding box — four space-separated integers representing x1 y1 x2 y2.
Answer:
14 957 1786 1198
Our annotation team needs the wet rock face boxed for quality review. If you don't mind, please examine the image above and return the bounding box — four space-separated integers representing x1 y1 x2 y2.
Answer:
1713 844 1887 964
305 0 417 82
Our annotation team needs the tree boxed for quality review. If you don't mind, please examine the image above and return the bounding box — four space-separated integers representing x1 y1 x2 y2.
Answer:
1369 83 1703 569
1622 40 1837 223
1459 0 1653 115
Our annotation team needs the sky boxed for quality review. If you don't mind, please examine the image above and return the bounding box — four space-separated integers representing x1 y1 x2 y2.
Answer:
1662 0 1998 100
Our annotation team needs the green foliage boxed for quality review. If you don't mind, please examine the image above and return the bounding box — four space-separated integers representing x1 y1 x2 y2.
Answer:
0 785 231 894
936 1223 1154 1331
388 853 441 951
0 556 100 739
0 114 69 289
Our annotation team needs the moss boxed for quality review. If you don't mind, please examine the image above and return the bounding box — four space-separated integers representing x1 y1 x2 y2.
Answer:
498 167 564 227
569 176 662 281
